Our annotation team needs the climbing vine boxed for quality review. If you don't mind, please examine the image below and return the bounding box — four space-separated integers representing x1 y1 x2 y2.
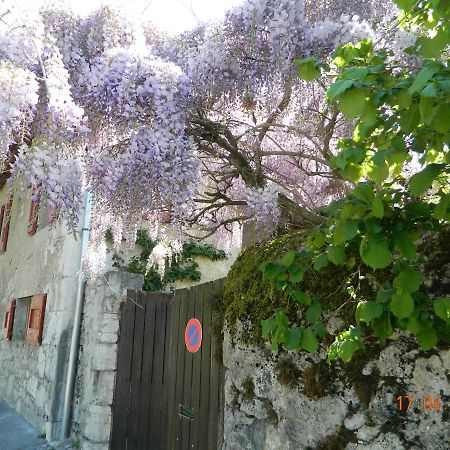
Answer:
261 1 450 362
112 230 226 291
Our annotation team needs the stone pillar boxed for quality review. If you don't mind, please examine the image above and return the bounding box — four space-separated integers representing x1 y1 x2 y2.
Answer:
72 271 143 450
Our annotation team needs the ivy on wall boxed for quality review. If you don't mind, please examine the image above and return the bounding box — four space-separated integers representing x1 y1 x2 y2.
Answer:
112 230 227 291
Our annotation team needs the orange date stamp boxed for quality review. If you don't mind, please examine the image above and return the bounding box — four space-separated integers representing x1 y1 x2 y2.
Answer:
396 394 442 413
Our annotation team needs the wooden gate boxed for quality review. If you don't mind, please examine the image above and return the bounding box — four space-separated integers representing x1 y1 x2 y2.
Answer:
110 280 224 450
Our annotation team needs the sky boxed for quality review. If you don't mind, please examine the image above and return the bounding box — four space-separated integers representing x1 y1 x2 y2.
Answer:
19 0 244 34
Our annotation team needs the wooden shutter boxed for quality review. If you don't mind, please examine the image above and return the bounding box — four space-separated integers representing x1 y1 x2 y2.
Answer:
3 299 16 340
47 204 59 224
28 187 40 236
26 294 47 346
0 194 13 253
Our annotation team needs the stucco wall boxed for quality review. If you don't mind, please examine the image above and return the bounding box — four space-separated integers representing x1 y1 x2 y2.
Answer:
0 187 83 440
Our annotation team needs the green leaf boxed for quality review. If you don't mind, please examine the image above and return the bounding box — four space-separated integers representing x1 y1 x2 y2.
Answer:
313 323 328 338
338 88 368 118
433 297 450 322
417 28 450 58
300 328 319 353
290 268 305 283
409 164 442 197
433 194 450 220
341 67 369 81
393 267 423 293
399 105 420 133
353 183 375 203
372 312 393 339
314 253 329 271
296 57 322 82
406 315 424 335
376 284 394 303
327 79 354 101
419 95 436 125
394 0 416 9
284 327 303 350
405 201 432 218
372 197 384 218
417 327 437 351
292 289 311 305
339 339 364 362
281 250 296 268
391 291 415 319
396 90 412 108
433 104 450 133
334 220 358 244
275 310 289 328
360 236 393 269
328 245 345 265
408 64 440 95
261 261 281 279
355 301 384 323
394 233 417 260
327 326 365 362
305 303 323 324
367 160 389 183
262 316 277 339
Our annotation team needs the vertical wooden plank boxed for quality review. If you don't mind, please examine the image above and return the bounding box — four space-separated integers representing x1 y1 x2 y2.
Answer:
208 281 222 450
165 293 180 450
160 294 172 448
181 287 196 450
127 292 146 449
147 294 168 448
188 283 204 450
110 291 136 450
173 289 189 449
136 295 157 449
198 283 212 450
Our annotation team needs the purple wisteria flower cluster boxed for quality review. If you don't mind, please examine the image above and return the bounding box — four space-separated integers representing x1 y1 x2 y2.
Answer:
0 0 400 272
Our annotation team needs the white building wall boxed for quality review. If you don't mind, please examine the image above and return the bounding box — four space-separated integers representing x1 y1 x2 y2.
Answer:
0 186 83 439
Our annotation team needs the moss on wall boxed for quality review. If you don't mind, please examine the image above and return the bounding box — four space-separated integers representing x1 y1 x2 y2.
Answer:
221 227 450 347
221 230 374 345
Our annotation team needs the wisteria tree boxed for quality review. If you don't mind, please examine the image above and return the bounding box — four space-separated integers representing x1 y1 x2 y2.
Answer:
0 0 403 270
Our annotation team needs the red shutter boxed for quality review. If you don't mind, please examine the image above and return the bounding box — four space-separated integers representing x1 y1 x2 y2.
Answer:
28 187 40 235
0 205 4 236
26 294 47 346
3 299 16 340
0 194 13 253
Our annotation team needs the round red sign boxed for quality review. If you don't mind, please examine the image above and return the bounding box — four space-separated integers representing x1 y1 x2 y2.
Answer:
185 318 202 353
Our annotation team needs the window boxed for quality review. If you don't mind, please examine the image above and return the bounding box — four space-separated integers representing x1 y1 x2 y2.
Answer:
0 194 13 253
2 294 47 345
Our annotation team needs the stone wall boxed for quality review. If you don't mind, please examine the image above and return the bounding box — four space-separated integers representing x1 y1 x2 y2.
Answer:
222 326 450 450
72 271 143 450
0 187 83 440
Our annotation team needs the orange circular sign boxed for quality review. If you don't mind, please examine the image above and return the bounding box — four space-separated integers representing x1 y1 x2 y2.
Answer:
185 318 202 353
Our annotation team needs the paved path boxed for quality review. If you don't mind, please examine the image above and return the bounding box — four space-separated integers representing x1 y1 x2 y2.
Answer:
0 400 72 450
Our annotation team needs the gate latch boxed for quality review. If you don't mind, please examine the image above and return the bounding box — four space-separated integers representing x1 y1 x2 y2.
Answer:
179 404 195 420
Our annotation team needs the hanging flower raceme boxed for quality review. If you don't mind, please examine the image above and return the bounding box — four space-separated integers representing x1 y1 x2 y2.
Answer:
9 144 84 229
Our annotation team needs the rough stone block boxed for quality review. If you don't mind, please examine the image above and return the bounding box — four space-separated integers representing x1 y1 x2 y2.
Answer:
95 371 116 405
91 344 117 371
84 405 111 443
80 440 109 450
97 314 119 344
